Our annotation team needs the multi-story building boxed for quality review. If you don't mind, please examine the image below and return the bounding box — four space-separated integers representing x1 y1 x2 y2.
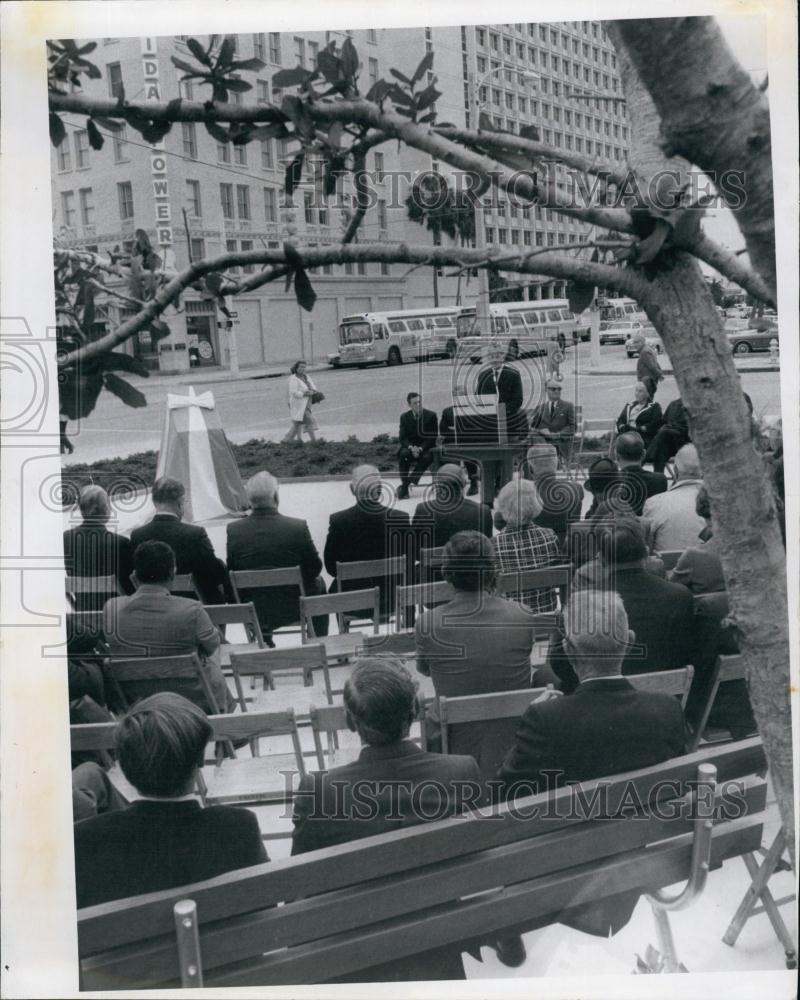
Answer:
50 22 628 372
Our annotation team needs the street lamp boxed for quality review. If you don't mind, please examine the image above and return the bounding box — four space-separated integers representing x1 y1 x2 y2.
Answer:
470 64 540 335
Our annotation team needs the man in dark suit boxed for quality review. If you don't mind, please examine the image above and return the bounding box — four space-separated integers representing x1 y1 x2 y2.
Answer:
74 693 267 909
63 485 135 609
438 405 480 495
397 392 438 499
645 397 691 473
614 432 668 516
131 477 231 604
523 443 584 548
227 471 328 638
292 657 527 978
498 589 686 936
412 464 493 558
475 342 528 440
528 379 577 460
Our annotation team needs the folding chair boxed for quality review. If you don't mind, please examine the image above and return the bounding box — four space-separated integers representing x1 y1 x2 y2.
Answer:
170 573 201 599
360 630 417 656
65 574 122 612
229 566 306 638
300 587 380 664
335 555 407 629
68 610 106 643
657 550 683 573
203 603 265 709
108 653 223 714
438 687 560 754
228 644 334 713
309 703 362 770
418 545 446 584
625 665 695 709
688 654 746 753
395 580 455 630
496 564 571 607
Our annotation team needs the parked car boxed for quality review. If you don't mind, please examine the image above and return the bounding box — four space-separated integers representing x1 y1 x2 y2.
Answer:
600 319 645 346
625 332 663 357
726 327 778 354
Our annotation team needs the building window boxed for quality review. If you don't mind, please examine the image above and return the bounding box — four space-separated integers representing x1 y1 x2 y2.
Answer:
490 33 499 50
344 261 354 275
236 184 251 220
226 238 239 273
523 230 532 245
368 57 379 87
256 79 269 103
217 142 231 164
293 36 305 67
374 150 385 182
253 33 265 61
380 261 390 275
74 129 90 168
497 228 507 243
309 41 319 68
56 137 71 171
220 183 234 219
261 139 273 169
503 37 511 55
190 238 205 260
357 261 367 276
269 32 281 63
535 231 543 246
367 28 378 43
516 42 525 59
477 28 485 46
485 228 494 243
547 232 555 246
511 229 520 244
117 181 134 220
491 88 500 105
540 52 548 69
186 179 202 217
112 124 128 163
377 198 387 230
107 62 123 98
304 190 315 224
240 239 254 273
234 142 247 166
505 93 514 109
539 25 547 41
552 56 559 73
60 190 75 227
182 123 197 160
180 78 194 100
263 187 277 222
528 47 536 63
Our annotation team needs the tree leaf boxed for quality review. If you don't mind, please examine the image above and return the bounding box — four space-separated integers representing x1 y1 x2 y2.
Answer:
365 79 390 103
232 57 267 72
140 120 172 143
217 37 236 69
567 281 595 315
93 115 124 132
478 110 498 131
285 152 305 196
340 36 359 79
418 111 437 124
149 320 171 342
316 47 341 83
76 41 98 56
204 271 223 295
212 82 229 103
171 56 200 75
95 353 150 377
249 121 291 141
414 84 441 111
411 50 435 85
103 373 148 408
49 112 66 147
224 77 252 93
519 123 541 141
283 242 303 268
204 120 231 144
327 121 343 148
294 267 317 312
387 83 416 107
272 66 315 88
85 63 102 80
86 119 104 150
186 37 212 67
165 97 183 118
389 67 412 86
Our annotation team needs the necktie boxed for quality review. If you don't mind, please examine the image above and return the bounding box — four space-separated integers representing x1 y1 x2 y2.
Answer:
550 402 556 420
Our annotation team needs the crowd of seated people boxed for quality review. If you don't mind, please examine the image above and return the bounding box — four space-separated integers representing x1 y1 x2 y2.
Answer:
66 385 776 981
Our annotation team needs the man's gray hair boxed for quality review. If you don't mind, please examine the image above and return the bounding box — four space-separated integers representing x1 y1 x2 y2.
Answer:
564 589 630 674
674 443 701 480
351 464 381 499
527 443 558 475
78 484 110 520
246 471 279 509
495 479 543 527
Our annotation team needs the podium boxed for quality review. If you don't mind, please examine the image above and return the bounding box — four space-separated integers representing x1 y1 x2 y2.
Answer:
443 398 527 505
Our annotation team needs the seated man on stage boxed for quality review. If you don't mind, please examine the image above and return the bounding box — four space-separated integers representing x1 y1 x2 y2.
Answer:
645 397 691 474
397 392 438 499
475 342 528 441
528 379 576 460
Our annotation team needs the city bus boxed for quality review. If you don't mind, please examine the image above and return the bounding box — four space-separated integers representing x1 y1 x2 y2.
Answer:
328 307 460 368
454 299 584 363
597 296 648 329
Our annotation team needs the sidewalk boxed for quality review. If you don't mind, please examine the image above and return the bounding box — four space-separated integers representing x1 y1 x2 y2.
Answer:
577 356 779 377
142 360 331 386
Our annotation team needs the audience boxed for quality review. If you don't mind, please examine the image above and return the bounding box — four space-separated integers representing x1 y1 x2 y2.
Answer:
583 457 624 519
669 486 725 596
645 397 690 473
411 463 492 556
522 443 584 548
74 693 267 909
291 657 489 980
63 485 135 608
104 540 232 713
227 471 328 640
397 392 438 499
614 432 668 516
528 378 577 460
642 444 705 553
615 381 663 450
131 477 232 604
491 479 561 613
72 760 128 822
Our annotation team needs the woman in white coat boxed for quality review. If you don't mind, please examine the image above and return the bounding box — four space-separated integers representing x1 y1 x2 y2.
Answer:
283 360 320 442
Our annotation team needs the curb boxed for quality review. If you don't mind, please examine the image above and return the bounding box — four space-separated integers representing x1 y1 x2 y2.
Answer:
578 365 779 377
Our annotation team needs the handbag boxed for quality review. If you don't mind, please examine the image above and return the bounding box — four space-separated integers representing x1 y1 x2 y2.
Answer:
310 390 325 405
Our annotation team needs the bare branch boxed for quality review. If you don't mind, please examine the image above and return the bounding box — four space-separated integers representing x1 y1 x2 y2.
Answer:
689 232 776 307
342 152 369 245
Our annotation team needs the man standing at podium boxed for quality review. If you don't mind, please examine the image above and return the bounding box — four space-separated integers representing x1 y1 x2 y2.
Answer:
476 343 528 441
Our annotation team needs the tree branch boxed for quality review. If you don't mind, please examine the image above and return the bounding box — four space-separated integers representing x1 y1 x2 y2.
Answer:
689 232 776 307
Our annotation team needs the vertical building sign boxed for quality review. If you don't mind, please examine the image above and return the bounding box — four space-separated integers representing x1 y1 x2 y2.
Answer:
141 37 173 262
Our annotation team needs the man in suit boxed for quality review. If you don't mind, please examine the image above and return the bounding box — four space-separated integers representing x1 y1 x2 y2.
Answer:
633 334 664 398
614 432 668 516
523 443 584 548
324 465 411 613
498 589 686 938
412 464 492 557
131 477 231 604
104 540 233 713
642 444 705 553
528 379 576 460
63 485 135 609
550 517 696 692
397 391 438 499
227 471 328 639
645 397 691 473
74 693 267 909
438 405 480 495
292 657 525 977
475 342 528 440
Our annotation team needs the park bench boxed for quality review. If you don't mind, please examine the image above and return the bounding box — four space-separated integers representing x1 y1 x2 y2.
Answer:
76 737 767 989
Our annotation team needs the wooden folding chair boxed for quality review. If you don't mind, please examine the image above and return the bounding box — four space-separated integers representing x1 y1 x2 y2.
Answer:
203 603 265 709
299 587 380 663
626 665 695 710
229 566 306 638
496 564 571 607
108 653 223 714
335 555 407 629
68 610 106 643
438 686 560 754
65 574 122 611
658 550 683 573
395 579 455 630
418 545 446 584
688 654 746 753
360 630 417 656
170 573 201 599
228 644 333 712
309 703 362 770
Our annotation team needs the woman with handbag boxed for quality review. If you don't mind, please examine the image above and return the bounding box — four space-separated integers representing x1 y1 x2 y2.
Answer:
283 359 323 442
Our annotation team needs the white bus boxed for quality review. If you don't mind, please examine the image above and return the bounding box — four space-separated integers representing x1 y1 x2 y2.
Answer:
454 299 585 363
598 296 648 329
328 307 460 368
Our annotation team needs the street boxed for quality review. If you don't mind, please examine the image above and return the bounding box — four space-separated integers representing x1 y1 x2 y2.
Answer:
65 342 783 463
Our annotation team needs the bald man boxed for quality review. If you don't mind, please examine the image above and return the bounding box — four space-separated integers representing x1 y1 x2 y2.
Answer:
411 463 493 554
324 465 411 611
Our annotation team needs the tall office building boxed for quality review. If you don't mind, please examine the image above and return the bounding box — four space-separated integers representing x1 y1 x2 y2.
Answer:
50 22 628 372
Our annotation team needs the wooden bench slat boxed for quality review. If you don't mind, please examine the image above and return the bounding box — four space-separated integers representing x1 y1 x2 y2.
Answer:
77 738 764 955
